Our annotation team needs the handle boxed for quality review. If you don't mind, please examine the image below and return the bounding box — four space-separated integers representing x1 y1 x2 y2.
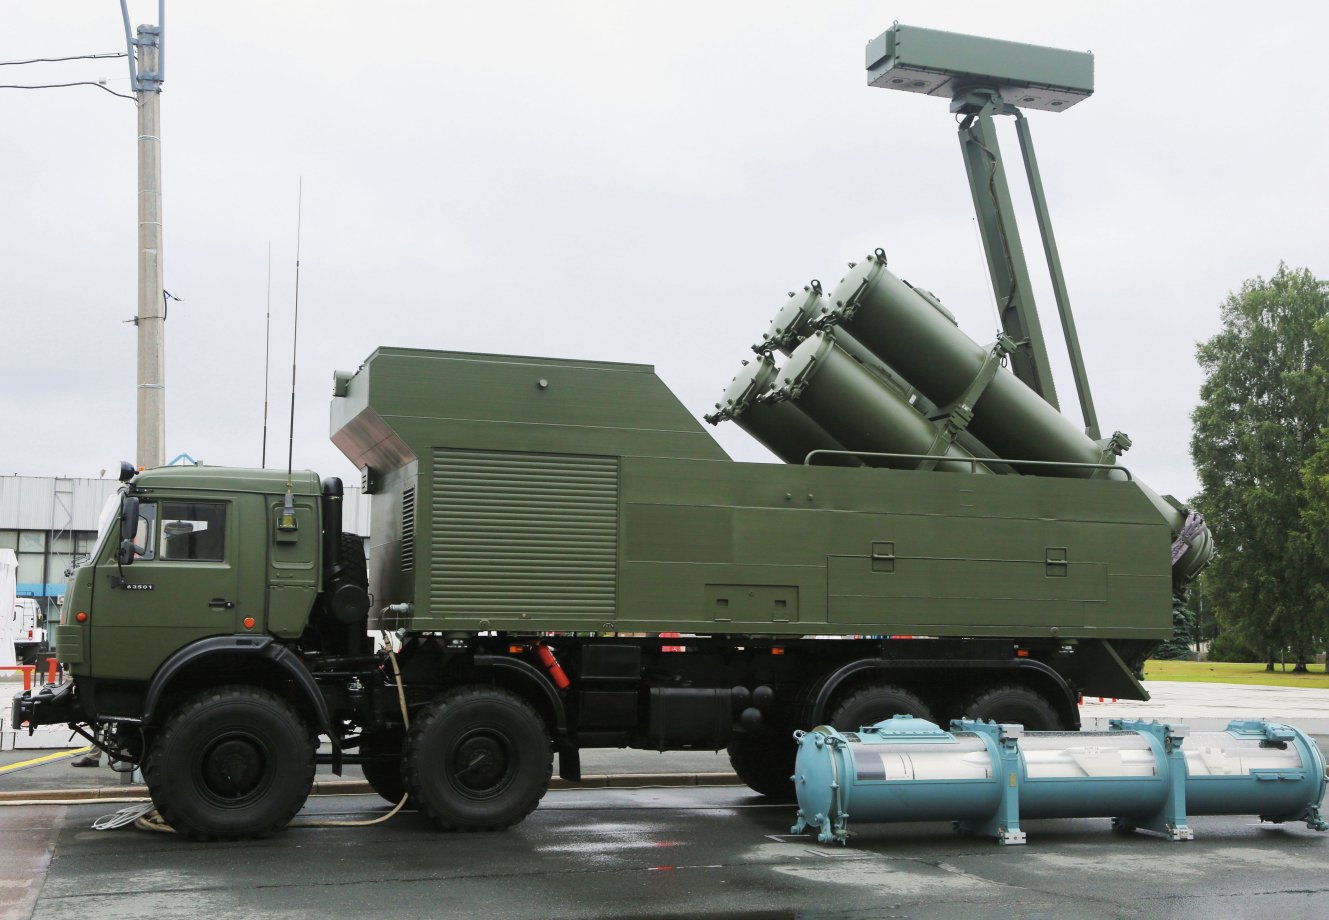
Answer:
208 598 235 609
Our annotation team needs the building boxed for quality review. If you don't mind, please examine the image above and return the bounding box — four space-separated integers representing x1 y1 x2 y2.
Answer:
0 474 368 619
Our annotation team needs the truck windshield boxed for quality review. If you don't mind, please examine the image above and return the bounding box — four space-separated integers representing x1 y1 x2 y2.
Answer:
91 489 124 562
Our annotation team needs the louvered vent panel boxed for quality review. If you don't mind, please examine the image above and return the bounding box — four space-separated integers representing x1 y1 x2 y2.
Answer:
431 450 619 618
401 486 416 571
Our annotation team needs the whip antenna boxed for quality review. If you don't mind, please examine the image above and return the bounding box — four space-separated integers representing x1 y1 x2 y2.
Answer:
261 241 272 468
279 180 303 530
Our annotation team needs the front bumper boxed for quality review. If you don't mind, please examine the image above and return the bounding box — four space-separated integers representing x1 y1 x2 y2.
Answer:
10 680 82 732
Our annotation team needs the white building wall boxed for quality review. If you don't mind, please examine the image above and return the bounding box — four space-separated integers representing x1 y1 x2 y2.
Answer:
0 476 121 531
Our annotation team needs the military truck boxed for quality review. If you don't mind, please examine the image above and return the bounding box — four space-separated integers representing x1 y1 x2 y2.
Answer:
12 25 1214 840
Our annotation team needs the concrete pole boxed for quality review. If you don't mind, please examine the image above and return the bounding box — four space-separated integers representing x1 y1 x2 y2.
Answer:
135 25 165 469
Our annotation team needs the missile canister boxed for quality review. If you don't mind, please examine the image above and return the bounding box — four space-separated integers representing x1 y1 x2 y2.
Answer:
823 251 1215 582
756 283 923 404
773 330 986 474
792 716 1329 846
757 284 828 355
705 353 862 467
826 251 1112 476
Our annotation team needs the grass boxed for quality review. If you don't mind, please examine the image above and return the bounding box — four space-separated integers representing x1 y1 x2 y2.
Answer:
1144 658 1329 688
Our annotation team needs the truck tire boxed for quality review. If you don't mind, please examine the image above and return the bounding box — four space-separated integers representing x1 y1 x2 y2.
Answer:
404 685 552 831
340 532 367 584
360 730 409 805
829 683 932 732
143 685 315 840
727 732 796 800
959 684 1063 730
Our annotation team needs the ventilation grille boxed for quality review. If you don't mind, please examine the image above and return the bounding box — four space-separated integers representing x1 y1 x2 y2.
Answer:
401 486 416 571
431 450 619 618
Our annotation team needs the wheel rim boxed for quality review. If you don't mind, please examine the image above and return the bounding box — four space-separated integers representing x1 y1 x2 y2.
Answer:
195 732 273 807
448 728 516 799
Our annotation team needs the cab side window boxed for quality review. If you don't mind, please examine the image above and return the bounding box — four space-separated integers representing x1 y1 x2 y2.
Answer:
157 502 227 562
131 502 158 561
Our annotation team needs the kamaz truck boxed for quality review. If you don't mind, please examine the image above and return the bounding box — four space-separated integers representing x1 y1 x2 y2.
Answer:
12 25 1214 840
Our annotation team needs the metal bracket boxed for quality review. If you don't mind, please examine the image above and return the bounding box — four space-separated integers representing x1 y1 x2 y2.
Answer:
120 1 165 93
952 719 1027 845
1110 719 1194 841
917 333 1014 470
1096 430 1132 461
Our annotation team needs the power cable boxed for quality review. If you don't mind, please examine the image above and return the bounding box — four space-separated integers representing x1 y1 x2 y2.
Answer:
0 52 127 65
0 81 136 101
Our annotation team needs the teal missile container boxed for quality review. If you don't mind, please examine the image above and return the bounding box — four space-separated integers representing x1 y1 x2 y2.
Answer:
792 716 1328 846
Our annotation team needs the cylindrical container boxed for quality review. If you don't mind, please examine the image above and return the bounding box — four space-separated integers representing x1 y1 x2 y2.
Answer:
756 283 921 401
792 716 1329 846
1018 731 1171 819
757 284 829 355
824 252 1216 577
793 719 1005 830
1182 721 1329 822
773 330 986 474
707 353 862 467
826 252 1118 478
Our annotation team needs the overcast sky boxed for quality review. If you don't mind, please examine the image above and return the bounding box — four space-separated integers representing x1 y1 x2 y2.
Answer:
3 1 1325 504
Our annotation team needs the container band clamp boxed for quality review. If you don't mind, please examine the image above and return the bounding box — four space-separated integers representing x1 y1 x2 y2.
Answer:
918 333 1014 470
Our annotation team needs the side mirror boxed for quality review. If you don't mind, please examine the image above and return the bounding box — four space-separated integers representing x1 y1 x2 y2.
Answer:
121 496 141 541
118 496 142 566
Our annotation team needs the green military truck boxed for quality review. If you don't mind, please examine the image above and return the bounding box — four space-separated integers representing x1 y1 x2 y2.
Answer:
13 336 1209 840
12 25 1214 840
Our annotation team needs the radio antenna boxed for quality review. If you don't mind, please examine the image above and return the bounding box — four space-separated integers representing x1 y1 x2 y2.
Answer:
261 240 272 468
279 180 303 530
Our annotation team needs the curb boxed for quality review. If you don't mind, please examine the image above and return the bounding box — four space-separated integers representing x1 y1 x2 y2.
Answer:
0 772 743 804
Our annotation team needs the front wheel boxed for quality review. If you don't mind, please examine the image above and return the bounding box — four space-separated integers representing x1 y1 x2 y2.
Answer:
404 686 552 831
143 685 315 840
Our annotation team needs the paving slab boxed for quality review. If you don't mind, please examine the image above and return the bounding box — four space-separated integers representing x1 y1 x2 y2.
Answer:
1080 680 1329 733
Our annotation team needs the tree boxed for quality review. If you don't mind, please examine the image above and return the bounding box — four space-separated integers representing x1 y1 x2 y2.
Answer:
1300 342 1329 667
1191 265 1329 672
1153 591 1195 660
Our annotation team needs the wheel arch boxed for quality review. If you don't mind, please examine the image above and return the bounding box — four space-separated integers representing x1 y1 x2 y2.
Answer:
470 654 567 737
143 636 341 763
470 654 576 781
808 658 1080 731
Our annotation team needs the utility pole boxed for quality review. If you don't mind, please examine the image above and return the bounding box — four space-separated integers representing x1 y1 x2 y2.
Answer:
123 2 166 468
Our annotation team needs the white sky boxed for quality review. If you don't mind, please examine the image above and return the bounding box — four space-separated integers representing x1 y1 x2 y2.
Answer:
3 2 1325 505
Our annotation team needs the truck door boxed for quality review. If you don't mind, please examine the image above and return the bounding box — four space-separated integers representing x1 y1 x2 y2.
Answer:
91 498 242 681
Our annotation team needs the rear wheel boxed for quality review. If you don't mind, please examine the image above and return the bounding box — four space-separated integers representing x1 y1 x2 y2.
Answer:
404 686 552 831
960 685 1063 730
727 732 796 800
829 683 932 732
144 685 315 840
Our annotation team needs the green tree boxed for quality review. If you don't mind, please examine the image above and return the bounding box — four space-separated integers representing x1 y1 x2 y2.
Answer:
1191 265 1329 672
1300 338 1329 666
